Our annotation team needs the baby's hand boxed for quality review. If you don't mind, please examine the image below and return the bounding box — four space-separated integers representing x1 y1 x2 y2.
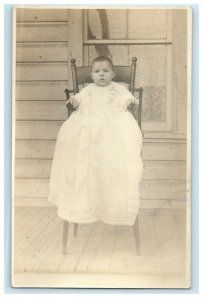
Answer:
126 97 140 108
131 97 140 105
69 96 80 108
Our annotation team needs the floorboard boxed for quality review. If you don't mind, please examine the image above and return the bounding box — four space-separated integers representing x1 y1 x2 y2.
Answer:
12 207 188 287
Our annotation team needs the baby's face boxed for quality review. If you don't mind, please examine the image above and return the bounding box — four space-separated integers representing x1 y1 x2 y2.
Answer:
91 61 115 87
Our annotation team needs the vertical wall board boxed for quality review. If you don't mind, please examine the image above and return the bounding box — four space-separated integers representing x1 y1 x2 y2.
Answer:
171 10 187 134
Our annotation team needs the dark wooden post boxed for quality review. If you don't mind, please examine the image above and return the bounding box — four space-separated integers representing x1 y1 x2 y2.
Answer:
74 223 78 237
133 216 141 256
62 221 69 254
138 87 143 130
129 57 137 94
71 58 79 94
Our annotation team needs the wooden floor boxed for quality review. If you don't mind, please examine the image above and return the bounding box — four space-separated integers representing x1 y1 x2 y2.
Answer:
12 207 189 288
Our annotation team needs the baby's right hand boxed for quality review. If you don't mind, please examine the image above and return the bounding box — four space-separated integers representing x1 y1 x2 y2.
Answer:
69 96 80 108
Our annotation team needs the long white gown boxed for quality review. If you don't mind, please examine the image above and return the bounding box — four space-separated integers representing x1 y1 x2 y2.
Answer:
48 81 143 225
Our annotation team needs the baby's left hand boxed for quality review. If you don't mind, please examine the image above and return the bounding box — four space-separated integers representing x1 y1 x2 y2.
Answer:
131 97 140 105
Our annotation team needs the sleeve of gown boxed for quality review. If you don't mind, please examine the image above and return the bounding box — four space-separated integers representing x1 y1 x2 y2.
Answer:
70 85 90 107
119 84 139 108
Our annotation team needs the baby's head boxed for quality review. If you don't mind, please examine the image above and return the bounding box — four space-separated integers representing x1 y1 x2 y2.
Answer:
91 56 115 87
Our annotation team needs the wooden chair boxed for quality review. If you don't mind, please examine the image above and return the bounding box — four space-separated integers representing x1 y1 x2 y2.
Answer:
63 57 143 255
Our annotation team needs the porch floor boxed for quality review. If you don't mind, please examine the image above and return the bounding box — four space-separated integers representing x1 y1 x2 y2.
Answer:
12 207 189 288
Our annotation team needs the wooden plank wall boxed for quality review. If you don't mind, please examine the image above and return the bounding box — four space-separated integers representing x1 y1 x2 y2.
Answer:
15 8 69 206
14 9 187 209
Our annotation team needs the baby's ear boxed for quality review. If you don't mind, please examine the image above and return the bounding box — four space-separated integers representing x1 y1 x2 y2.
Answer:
112 71 115 78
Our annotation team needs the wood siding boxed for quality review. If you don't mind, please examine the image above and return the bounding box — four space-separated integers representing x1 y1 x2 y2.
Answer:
15 9 69 207
14 8 188 209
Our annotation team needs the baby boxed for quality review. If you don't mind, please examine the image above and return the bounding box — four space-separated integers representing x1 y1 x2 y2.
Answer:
69 56 139 109
48 56 143 226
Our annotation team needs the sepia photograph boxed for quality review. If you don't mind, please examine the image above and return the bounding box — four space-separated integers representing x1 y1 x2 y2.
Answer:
12 6 192 288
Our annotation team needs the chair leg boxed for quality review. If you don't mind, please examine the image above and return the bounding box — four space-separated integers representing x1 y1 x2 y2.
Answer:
133 215 141 256
62 221 69 255
74 223 78 237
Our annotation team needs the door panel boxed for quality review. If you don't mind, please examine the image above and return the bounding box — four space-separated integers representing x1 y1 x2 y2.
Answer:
129 44 167 123
87 45 129 65
128 9 167 39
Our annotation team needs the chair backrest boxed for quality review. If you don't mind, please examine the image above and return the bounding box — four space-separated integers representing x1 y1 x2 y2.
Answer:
68 57 143 129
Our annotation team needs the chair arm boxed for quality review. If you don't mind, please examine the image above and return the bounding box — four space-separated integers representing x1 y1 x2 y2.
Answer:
64 89 76 117
127 87 143 130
